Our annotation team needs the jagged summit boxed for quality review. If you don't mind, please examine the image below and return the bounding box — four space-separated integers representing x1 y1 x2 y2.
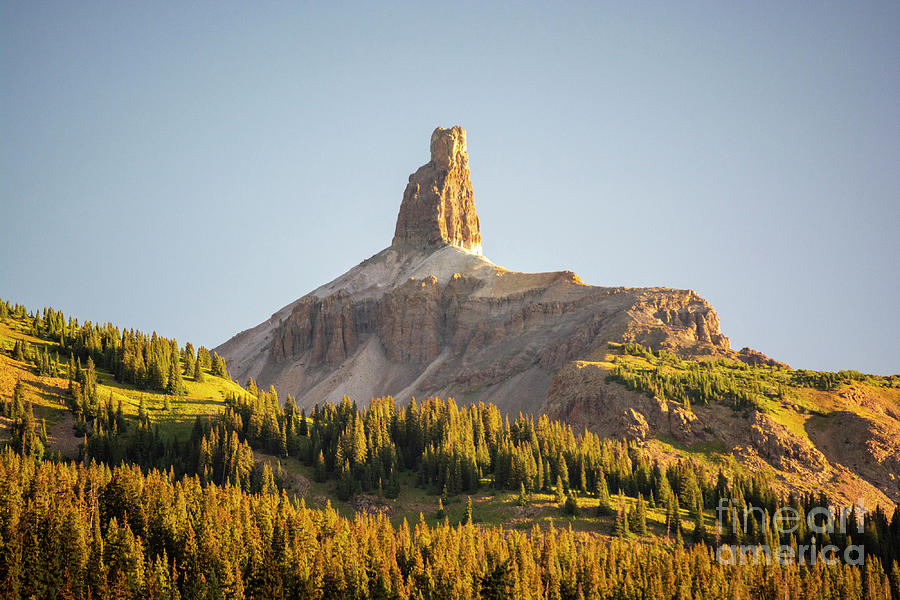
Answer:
392 126 483 255
216 126 732 414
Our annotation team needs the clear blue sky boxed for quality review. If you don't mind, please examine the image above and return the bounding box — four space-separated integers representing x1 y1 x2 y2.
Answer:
2 2 898 374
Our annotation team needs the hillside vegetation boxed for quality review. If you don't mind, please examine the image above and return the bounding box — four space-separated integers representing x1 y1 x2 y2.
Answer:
2 297 900 599
607 342 899 412
545 341 900 513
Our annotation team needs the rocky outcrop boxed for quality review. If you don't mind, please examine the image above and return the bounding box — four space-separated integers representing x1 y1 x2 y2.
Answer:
622 290 729 352
544 361 706 445
217 125 732 415
392 126 482 255
737 347 790 368
749 412 828 473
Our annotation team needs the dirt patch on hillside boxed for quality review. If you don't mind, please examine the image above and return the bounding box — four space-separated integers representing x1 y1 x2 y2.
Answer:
47 412 80 458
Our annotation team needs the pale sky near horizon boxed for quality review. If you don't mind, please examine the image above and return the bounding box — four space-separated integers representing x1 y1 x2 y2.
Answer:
2 2 898 375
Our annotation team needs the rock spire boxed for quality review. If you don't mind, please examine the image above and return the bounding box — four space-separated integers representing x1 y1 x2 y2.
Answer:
392 126 483 255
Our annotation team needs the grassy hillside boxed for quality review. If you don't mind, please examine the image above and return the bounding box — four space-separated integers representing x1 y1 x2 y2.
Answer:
0 317 244 449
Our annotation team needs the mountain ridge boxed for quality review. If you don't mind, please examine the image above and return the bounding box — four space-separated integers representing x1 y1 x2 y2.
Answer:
216 126 732 412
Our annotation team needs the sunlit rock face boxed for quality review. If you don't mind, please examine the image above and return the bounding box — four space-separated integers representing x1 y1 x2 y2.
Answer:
392 126 483 255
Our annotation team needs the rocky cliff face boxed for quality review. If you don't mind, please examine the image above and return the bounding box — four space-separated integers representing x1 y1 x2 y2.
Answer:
260 262 730 412
216 125 732 414
392 126 482 255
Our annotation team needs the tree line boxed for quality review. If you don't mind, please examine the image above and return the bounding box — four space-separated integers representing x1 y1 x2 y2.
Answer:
1 449 898 600
1 299 230 394
605 343 898 412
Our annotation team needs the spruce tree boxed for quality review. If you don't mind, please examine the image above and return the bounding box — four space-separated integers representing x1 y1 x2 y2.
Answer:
463 496 473 525
630 493 648 536
183 347 195 377
671 496 683 539
197 346 211 370
596 471 613 516
138 395 148 423
313 450 327 482
656 466 673 506
517 482 529 507
211 352 228 378
167 360 184 396
614 501 630 537
694 509 707 543
564 493 579 516
12 379 26 419
557 455 569 491
13 340 25 361
279 426 288 458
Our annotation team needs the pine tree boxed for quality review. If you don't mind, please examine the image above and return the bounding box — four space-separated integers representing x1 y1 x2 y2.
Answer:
261 462 277 495
337 462 354 501
13 339 25 361
350 417 367 466
167 359 185 396
197 346 212 370
557 455 570 491
656 466 673 506
183 342 195 376
211 352 228 378
517 482 529 507
694 509 707 543
629 493 648 536
12 378 26 419
889 560 900 600
671 496 683 540
138 395 148 424
279 426 288 458
12 400 44 460
614 499 630 537
596 471 613 516
555 475 565 505
564 493 579 516
463 496 473 525
535 455 545 491
193 358 204 382
314 450 328 482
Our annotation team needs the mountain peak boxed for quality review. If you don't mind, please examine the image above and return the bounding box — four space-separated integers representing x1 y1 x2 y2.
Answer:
392 126 483 255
